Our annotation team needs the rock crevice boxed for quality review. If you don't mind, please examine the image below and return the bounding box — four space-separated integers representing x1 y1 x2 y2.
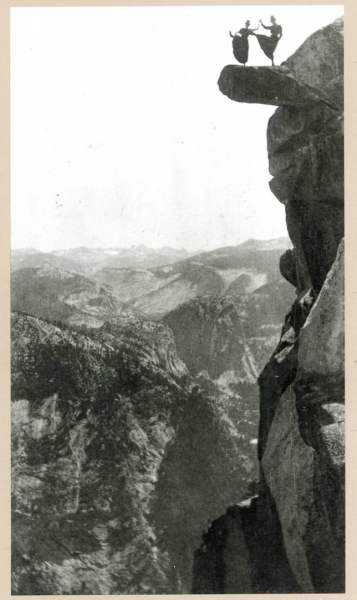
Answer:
194 15 344 593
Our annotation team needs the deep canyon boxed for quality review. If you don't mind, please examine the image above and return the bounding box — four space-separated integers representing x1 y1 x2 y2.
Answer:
11 16 344 594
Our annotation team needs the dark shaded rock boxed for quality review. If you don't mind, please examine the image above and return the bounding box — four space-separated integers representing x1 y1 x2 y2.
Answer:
267 90 343 293
192 496 300 593
266 18 344 293
163 285 295 381
258 241 344 593
284 16 344 110
279 249 298 288
219 18 344 296
152 384 260 593
268 107 344 206
218 65 327 107
192 502 254 594
11 311 263 594
210 14 344 597
285 194 344 292
163 296 257 380
11 312 190 594
261 385 315 591
257 338 297 461
293 241 345 592
296 238 344 380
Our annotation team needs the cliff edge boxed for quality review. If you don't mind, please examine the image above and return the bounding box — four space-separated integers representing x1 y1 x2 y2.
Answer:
193 16 344 593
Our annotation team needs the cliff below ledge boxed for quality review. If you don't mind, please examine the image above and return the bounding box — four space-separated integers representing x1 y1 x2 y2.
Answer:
193 16 344 593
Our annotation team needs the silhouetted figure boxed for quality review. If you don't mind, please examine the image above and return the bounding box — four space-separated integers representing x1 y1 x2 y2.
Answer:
229 21 259 66
256 16 282 66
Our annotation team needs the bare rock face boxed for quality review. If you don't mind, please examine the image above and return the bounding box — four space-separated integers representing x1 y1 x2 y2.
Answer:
292 241 345 591
261 385 315 591
163 296 258 381
297 238 344 377
218 65 326 107
163 285 295 380
198 16 345 594
284 16 343 109
218 17 344 294
11 313 186 594
11 311 264 594
268 17 344 293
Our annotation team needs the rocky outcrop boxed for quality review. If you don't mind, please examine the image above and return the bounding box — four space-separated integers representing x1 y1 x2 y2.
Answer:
219 17 344 294
163 284 295 380
261 20 345 591
11 311 261 594
218 65 329 107
152 383 260 593
11 312 185 594
219 17 343 111
163 296 258 381
194 15 344 593
258 239 344 592
283 16 343 110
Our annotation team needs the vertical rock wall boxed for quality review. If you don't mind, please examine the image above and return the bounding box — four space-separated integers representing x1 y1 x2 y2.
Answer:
193 16 344 593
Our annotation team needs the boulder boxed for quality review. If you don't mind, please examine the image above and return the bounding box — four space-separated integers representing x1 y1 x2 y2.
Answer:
284 16 344 110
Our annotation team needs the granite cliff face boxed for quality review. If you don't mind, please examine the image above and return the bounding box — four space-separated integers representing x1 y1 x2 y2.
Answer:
11 309 261 594
11 16 344 595
163 282 294 381
193 16 344 593
11 312 187 594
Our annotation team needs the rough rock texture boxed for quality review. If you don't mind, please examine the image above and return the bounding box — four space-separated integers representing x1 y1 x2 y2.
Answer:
192 495 299 594
261 385 315 591
11 311 260 594
163 283 295 379
11 312 185 594
284 16 343 110
164 296 259 381
218 65 328 107
268 19 344 294
219 17 344 294
194 15 344 593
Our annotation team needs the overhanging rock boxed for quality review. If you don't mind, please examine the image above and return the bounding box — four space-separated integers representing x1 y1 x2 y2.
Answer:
218 65 328 107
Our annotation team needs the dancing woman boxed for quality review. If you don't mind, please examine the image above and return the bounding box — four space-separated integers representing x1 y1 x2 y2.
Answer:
256 16 282 66
229 20 259 66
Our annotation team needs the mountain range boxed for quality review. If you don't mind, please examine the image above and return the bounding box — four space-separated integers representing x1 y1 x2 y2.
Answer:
11 237 296 593
11 14 345 595
11 245 199 274
12 238 293 322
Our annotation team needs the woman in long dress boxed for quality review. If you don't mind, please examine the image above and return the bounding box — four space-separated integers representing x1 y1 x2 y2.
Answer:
255 16 282 66
229 20 259 66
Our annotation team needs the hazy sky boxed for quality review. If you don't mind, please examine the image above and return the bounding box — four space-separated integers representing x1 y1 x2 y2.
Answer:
11 5 343 252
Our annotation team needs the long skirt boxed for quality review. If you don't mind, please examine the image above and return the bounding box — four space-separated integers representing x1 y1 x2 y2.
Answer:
256 34 280 60
232 35 249 65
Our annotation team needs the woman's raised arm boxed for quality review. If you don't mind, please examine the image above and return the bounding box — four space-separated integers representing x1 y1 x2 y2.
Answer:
259 20 271 30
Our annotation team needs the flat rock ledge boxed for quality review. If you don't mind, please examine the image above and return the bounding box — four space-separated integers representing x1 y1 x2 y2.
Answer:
218 65 328 107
